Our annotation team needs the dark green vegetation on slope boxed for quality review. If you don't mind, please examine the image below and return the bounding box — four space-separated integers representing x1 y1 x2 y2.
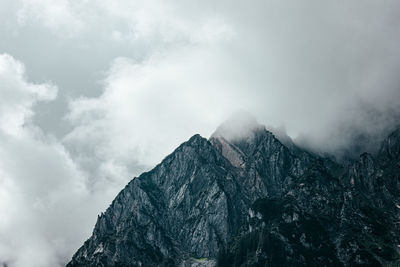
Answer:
68 122 400 267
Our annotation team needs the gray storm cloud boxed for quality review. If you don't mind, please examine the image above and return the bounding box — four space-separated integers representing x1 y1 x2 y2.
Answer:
1 0 400 266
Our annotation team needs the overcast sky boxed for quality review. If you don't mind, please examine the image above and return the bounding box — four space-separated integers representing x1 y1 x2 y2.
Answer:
1 1 400 266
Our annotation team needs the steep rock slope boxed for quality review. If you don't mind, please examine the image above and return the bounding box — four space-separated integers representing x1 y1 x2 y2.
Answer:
216 128 400 267
68 135 245 266
67 119 400 267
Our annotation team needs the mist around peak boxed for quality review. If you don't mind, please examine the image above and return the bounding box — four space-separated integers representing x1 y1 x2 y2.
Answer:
211 111 264 142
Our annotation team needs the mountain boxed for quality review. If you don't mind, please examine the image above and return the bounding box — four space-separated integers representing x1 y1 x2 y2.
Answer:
67 117 400 267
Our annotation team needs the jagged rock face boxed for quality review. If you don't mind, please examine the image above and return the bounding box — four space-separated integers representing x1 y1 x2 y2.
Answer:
68 135 248 266
67 120 400 267
211 124 315 200
217 128 400 267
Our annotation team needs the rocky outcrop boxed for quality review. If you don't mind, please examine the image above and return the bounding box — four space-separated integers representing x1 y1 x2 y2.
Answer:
67 118 400 267
216 127 400 267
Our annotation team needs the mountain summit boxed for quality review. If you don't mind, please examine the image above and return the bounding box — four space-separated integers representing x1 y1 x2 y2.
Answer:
67 119 400 267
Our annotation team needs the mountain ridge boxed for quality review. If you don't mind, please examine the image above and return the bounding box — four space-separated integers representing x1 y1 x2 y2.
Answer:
67 119 400 267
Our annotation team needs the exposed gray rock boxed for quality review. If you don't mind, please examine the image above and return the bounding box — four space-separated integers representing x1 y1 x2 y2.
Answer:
67 119 400 267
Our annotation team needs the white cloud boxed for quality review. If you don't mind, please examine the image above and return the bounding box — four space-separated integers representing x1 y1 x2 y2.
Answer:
13 0 234 43
63 0 400 177
16 0 85 37
0 54 57 136
0 54 121 267
64 45 245 186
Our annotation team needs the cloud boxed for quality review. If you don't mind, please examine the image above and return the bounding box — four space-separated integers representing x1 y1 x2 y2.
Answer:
64 43 243 184
13 0 235 43
62 1 400 191
0 54 57 135
63 0 400 162
16 0 84 37
0 54 123 267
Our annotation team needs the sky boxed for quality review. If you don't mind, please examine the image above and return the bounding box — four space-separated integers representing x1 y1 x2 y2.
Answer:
1 0 400 266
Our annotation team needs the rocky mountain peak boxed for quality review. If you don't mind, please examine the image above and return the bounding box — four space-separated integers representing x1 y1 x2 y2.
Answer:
186 133 207 145
67 121 400 267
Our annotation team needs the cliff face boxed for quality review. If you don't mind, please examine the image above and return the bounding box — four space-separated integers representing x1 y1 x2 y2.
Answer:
217 127 400 267
67 121 400 267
